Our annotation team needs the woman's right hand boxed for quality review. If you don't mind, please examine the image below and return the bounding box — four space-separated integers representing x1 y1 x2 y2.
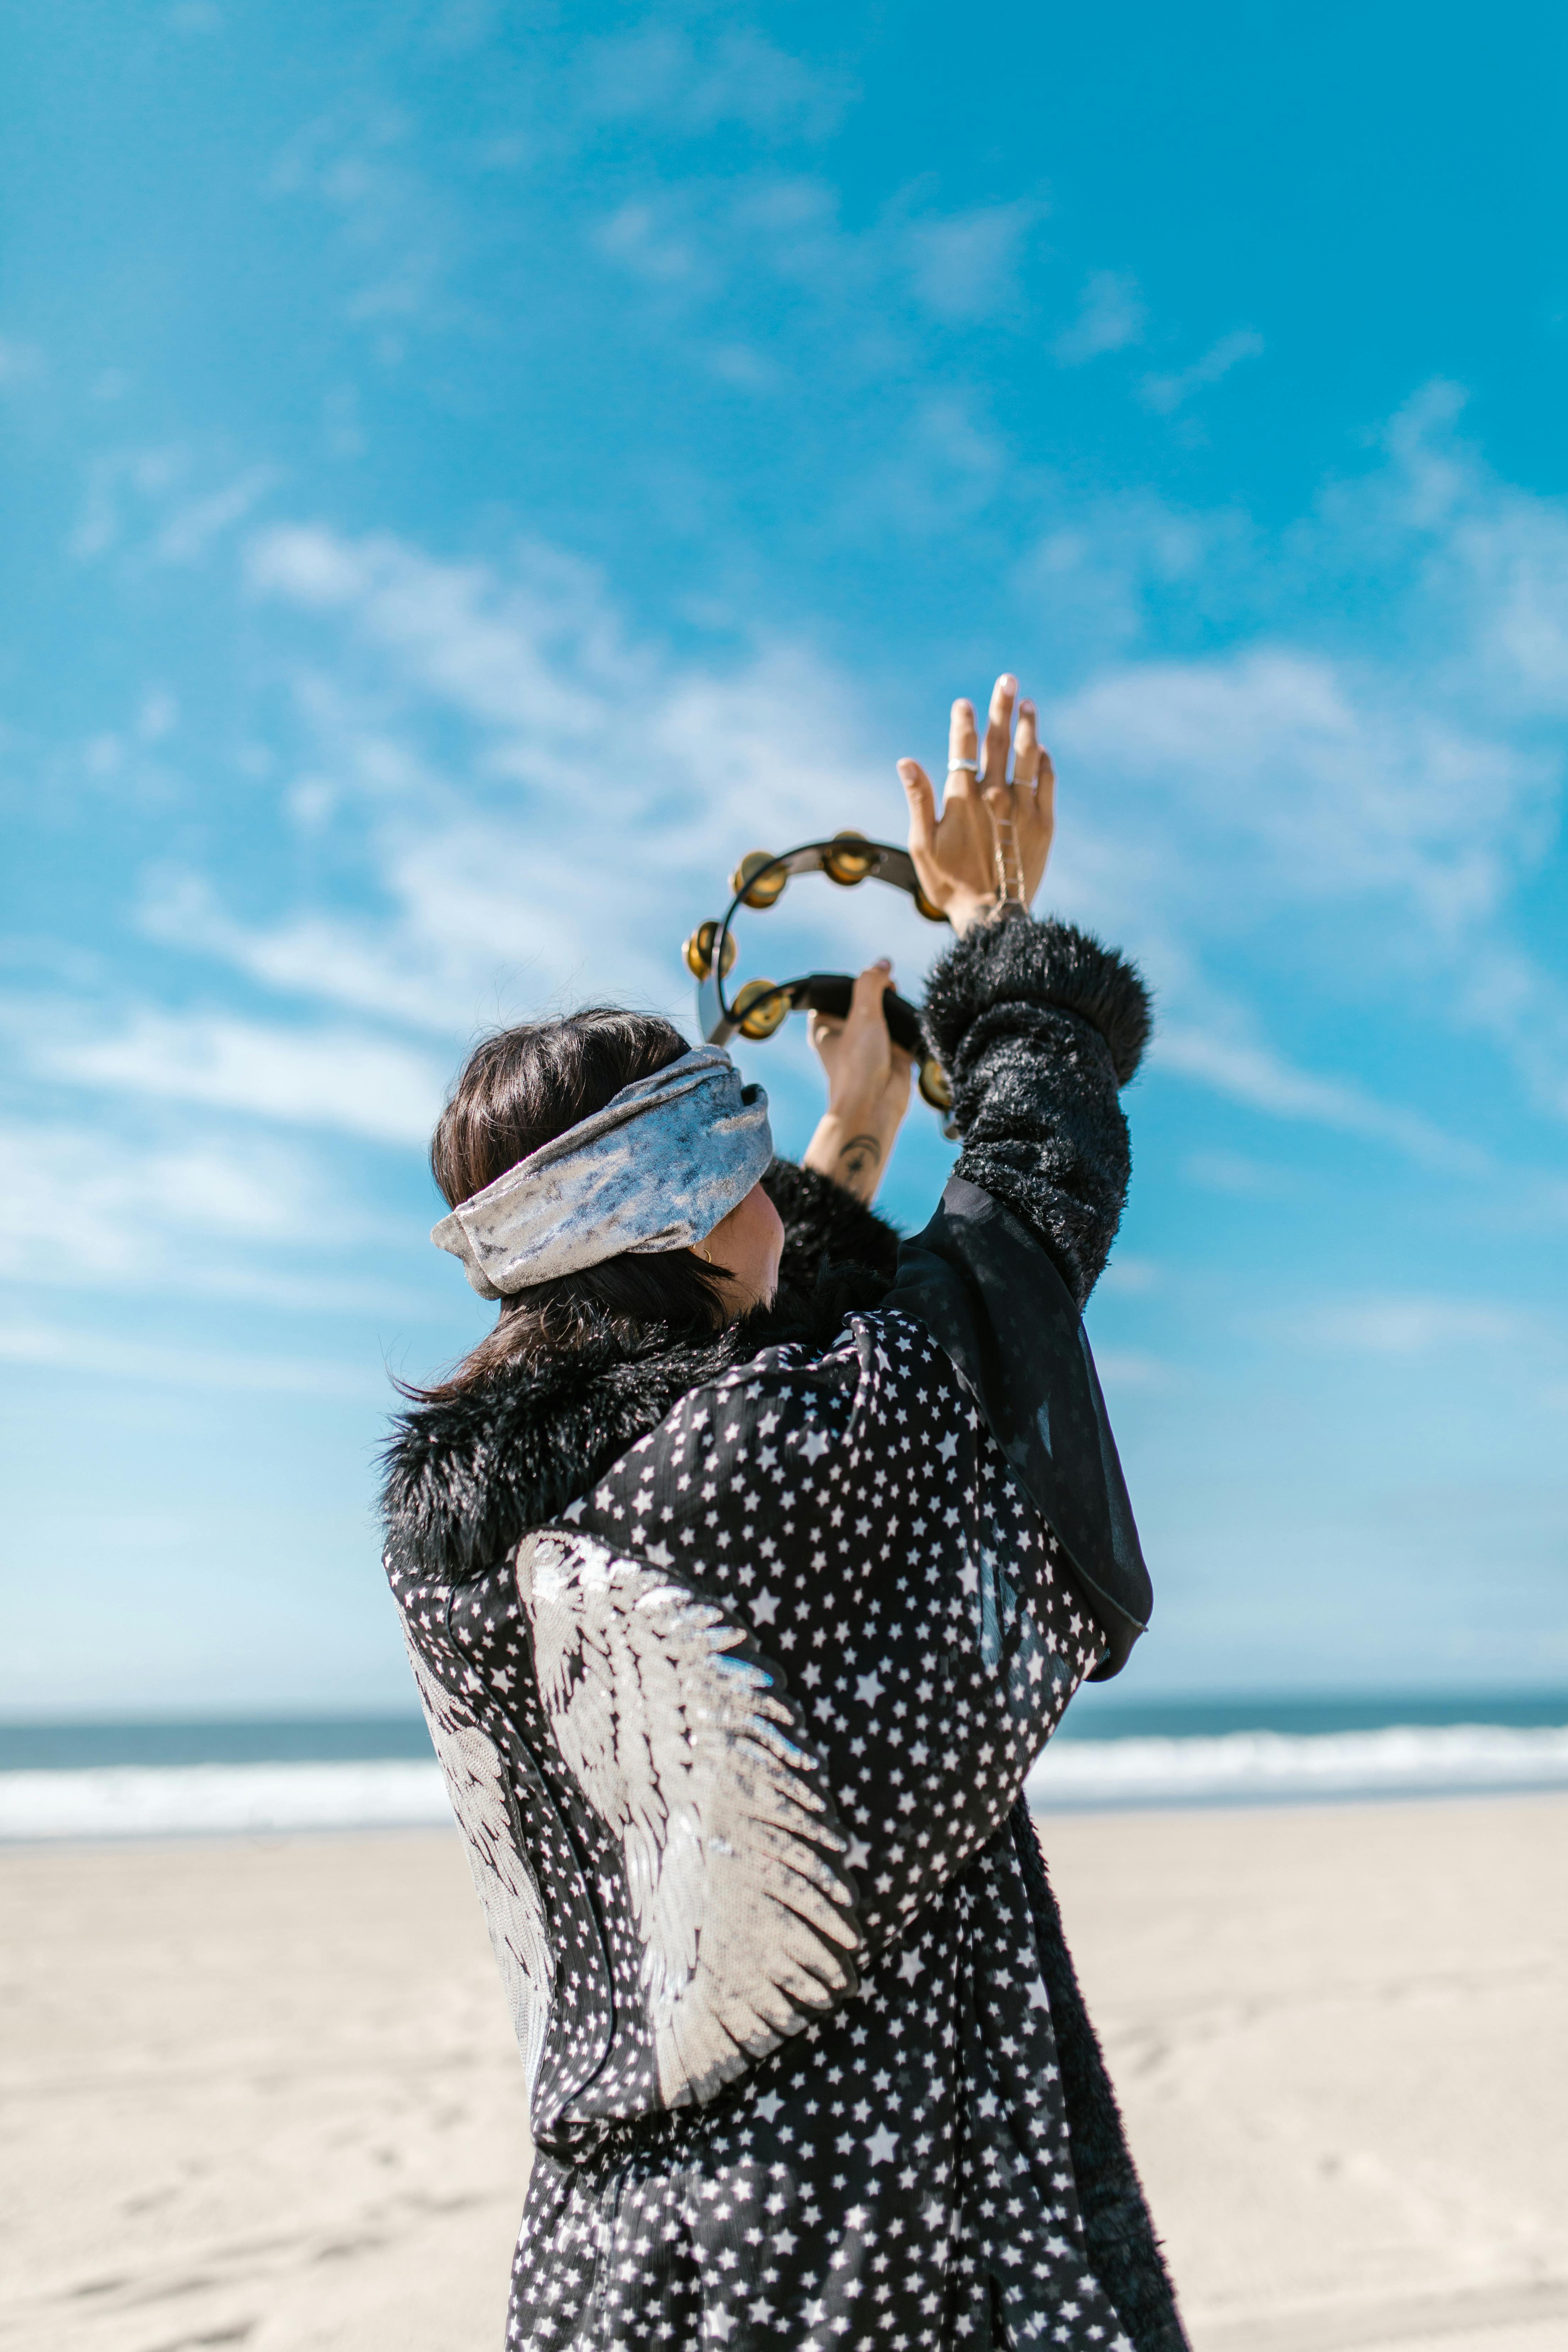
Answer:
898 673 1056 934
801 960 913 1204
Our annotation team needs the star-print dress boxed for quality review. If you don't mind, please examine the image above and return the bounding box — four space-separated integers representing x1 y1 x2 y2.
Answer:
390 1304 1138 2350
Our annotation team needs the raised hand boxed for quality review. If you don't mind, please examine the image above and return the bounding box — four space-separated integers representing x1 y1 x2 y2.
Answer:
897 673 1056 934
801 959 914 1204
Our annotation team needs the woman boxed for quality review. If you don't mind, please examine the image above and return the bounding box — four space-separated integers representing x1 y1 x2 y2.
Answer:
383 676 1188 2352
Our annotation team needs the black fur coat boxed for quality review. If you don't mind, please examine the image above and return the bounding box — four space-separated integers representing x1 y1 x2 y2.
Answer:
381 911 1186 2352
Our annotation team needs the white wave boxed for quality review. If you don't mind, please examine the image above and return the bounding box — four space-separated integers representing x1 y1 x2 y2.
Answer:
4 1723 1568 1842
0 1760 453 1842
1026 1722 1568 1809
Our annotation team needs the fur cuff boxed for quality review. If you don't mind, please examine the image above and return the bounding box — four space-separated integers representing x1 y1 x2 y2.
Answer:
922 911 1152 1088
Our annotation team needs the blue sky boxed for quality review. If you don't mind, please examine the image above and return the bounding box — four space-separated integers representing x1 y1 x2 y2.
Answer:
3 0 1566 1716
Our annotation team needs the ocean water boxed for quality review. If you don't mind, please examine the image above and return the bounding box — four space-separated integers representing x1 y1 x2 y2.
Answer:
2 1694 1565 1840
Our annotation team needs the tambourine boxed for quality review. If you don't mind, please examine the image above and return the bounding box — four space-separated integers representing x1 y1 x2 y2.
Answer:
682 830 957 1130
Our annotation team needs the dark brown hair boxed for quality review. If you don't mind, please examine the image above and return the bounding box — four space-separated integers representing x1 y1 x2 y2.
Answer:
410 1009 730 1401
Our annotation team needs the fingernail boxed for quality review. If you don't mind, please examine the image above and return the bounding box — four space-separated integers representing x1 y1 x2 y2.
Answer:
1020 699 1034 714
1000 674 1017 694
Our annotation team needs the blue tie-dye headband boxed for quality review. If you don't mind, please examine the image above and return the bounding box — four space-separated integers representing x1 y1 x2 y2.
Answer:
431 1046 774 1298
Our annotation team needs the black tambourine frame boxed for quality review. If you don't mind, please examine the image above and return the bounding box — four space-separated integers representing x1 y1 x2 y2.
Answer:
683 832 958 1132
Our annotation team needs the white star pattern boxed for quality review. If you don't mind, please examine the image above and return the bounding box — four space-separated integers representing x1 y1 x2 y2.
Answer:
389 1309 1132 2350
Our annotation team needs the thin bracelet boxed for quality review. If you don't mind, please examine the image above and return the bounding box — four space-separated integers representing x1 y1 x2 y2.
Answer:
993 812 1026 903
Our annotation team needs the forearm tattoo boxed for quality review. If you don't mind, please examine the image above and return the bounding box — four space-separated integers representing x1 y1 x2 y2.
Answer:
838 1132 882 1186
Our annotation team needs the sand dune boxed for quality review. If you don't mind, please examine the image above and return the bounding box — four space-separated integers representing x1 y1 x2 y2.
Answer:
3 1794 1564 2352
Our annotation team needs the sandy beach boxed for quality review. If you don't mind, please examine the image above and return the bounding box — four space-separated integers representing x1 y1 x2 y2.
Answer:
3 1795 1564 2352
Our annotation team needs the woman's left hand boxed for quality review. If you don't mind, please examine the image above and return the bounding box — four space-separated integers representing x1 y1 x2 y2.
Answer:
802 959 913 1204
898 674 1055 934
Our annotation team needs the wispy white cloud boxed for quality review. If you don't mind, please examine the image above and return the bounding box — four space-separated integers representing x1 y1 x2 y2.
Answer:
186 403 1559 1171
246 521 879 828
201 519 904 1040
1154 1025 1490 1172
1379 397 1568 718
70 446 278 566
706 342 780 391
1053 271 1144 366
594 199 710 288
0 1121 317 1280
1096 1255 1163 1296
577 25 856 141
906 201 1045 324
38 1009 447 1144
0 1318 382 1398
1052 643 1547 929
247 524 635 744
1459 508 1568 715
70 445 184 561
1016 491 1249 652
589 172 1046 341
266 19 856 369
138 870 465 1033
271 33 847 355
137 688 180 741
1180 1149 1292 1197
0 334 45 387
38 382 1566 1237
154 467 279 564
269 106 455 352
1291 1293 1543 1356
1038 394 1568 1114
1141 328 1264 414
845 396 1007 538
0 1116 420 1310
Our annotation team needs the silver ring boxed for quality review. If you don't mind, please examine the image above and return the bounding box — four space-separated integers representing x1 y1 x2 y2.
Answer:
947 758 979 774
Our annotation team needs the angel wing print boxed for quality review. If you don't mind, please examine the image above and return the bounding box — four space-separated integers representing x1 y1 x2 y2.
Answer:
517 1529 862 2109
406 1642 554 2099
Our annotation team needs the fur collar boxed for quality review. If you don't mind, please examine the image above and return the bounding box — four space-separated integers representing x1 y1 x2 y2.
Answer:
381 1254 893 1587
